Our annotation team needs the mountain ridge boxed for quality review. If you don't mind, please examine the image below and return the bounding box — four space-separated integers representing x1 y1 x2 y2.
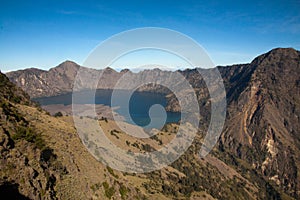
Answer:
2 47 300 199
6 48 299 99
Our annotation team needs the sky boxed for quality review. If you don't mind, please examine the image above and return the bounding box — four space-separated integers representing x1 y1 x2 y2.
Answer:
0 0 300 72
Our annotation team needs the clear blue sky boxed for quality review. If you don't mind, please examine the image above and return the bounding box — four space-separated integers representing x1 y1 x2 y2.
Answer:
0 0 299 71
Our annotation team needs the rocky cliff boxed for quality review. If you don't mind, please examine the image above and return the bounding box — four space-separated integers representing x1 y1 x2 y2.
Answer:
218 48 300 198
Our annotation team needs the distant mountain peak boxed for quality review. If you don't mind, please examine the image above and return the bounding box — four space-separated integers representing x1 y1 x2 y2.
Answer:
50 60 80 71
61 60 79 65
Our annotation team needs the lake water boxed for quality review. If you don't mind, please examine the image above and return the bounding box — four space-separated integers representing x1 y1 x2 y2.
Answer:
34 89 181 129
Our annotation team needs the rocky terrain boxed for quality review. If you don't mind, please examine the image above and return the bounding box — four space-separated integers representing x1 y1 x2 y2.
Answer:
218 48 300 198
2 47 300 199
0 72 146 199
0 70 265 200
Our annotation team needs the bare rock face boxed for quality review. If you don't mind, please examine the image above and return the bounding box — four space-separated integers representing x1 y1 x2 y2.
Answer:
6 61 123 98
219 48 300 198
165 48 300 198
6 61 80 98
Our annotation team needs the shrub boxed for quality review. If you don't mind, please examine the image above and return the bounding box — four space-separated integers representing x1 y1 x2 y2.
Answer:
107 166 119 178
110 131 119 139
105 186 115 199
142 144 155 152
54 112 63 117
91 183 101 192
40 147 57 163
132 142 139 148
102 181 115 199
119 184 128 199
102 181 109 190
11 96 21 104
100 117 108 122
12 126 46 150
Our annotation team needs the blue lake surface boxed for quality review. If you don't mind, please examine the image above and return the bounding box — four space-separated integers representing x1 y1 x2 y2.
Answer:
34 89 181 128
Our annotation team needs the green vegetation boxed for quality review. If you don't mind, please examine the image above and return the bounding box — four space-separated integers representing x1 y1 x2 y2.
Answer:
12 126 46 150
102 181 115 199
107 166 119 179
102 181 109 189
11 96 22 104
119 184 128 199
90 183 101 192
